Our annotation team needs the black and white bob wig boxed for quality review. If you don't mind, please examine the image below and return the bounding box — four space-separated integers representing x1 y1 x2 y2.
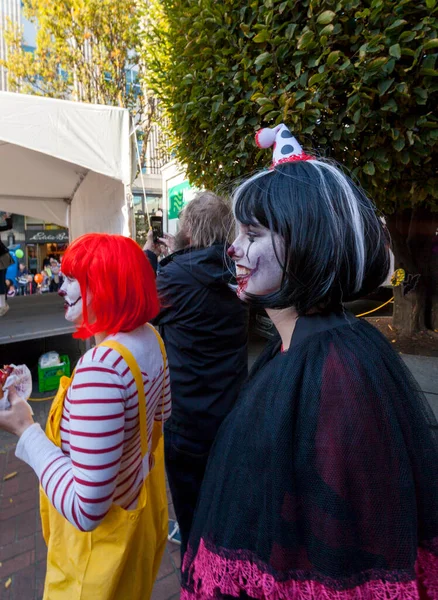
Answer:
233 159 390 314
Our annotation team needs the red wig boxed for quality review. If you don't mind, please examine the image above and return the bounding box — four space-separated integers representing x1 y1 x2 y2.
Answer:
62 233 160 340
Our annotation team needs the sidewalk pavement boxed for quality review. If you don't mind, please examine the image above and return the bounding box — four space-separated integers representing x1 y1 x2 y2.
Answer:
0 342 437 599
402 354 438 420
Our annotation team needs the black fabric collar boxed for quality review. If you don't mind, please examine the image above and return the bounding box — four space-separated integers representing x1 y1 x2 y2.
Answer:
290 311 357 349
263 311 358 365
159 246 197 268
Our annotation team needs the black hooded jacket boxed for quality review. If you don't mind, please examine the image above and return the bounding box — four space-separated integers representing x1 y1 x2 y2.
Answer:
150 244 249 441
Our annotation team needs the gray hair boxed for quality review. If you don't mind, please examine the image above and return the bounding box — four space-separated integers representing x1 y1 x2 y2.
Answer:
181 191 233 248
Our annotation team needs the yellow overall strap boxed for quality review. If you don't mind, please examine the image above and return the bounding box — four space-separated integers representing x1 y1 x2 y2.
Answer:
100 340 149 459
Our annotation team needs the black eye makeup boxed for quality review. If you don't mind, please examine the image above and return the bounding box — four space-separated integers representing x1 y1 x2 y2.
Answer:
246 232 257 259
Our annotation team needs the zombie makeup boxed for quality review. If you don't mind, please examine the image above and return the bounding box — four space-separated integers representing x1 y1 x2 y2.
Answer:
59 277 84 323
228 223 284 300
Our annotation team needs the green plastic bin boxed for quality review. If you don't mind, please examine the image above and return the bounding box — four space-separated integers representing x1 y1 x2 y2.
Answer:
38 355 71 393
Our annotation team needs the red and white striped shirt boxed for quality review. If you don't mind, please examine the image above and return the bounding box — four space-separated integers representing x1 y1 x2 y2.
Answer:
16 325 171 532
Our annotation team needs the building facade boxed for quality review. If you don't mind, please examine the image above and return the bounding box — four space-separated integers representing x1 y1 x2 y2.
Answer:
0 0 20 91
0 0 36 91
0 212 68 272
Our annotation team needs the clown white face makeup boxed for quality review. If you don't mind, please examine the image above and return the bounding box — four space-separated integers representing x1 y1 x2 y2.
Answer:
59 277 85 323
228 222 285 300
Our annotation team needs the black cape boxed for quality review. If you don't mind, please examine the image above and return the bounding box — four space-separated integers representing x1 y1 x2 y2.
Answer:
181 312 438 599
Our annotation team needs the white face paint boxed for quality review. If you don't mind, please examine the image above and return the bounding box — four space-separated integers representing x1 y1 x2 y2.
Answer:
228 222 285 300
59 277 84 323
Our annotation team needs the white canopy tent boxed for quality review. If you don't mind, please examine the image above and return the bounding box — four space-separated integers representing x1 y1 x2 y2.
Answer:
0 92 136 239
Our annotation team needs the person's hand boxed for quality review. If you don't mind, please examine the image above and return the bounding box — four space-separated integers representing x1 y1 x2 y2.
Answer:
143 229 162 256
157 233 176 254
0 387 34 437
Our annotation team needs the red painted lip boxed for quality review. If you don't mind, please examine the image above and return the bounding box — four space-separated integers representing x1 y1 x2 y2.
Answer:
236 258 260 281
236 265 251 280
63 296 82 309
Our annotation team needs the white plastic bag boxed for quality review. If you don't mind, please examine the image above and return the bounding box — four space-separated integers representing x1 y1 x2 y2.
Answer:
39 352 61 369
0 364 33 413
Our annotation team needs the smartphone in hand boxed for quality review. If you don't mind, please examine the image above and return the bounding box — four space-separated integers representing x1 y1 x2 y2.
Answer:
150 216 163 243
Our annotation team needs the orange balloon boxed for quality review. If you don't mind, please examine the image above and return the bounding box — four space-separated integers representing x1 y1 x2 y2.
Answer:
34 274 43 284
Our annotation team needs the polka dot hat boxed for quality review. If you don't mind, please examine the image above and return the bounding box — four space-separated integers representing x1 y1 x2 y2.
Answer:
255 123 312 167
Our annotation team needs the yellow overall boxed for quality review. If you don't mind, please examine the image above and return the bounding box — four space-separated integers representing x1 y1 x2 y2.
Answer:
39 327 168 600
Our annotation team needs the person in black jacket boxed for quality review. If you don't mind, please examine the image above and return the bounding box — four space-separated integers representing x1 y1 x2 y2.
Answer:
0 213 13 317
145 191 248 556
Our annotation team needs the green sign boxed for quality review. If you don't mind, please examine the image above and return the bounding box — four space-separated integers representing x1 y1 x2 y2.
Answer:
168 181 193 220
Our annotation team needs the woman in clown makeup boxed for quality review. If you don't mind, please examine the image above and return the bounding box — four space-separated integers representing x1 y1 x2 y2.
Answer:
181 125 438 600
0 234 171 599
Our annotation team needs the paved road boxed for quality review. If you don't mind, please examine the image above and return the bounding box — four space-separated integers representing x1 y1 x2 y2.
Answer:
0 295 75 345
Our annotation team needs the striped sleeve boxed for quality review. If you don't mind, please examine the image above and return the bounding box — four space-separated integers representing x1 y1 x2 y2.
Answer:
18 362 126 532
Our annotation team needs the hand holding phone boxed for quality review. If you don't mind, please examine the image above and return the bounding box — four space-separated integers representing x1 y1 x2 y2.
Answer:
150 216 163 242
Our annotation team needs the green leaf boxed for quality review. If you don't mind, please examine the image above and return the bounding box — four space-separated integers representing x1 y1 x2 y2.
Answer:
285 23 297 40
366 57 388 71
211 101 221 115
299 71 309 86
400 151 410 165
278 2 288 14
386 19 408 31
253 30 270 43
363 162 375 175
423 39 438 50
421 68 438 76
263 110 281 121
297 30 314 50
258 103 275 115
381 98 398 111
319 24 334 37
237 116 246 126
317 10 336 25
426 0 436 8
413 87 428 104
338 59 351 70
401 47 416 57
389 44 401 60
393 137 405 151
254 52 272 67
378 78 394 95
256 96 273 105
399 31 416 43
327 51 341 66
308 72 325 85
